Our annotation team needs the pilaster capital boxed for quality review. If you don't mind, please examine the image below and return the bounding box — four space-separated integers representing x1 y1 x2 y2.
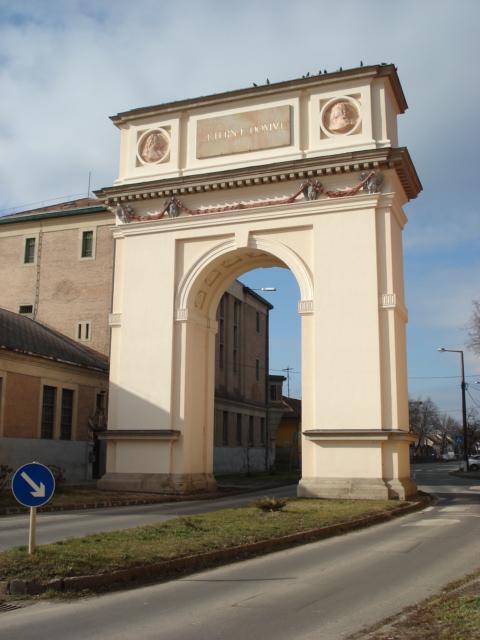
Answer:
298 299 314 315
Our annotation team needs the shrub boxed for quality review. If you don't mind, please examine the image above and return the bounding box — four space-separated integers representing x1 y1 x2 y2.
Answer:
255 496 288 512
0 465 12 491
48 465 66 485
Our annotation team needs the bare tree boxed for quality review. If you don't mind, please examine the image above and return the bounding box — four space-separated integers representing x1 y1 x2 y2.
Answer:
467 299 480 355
437 413 459 455
409 397 441 457
466 407 480 454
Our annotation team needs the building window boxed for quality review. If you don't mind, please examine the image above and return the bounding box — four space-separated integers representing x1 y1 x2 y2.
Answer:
41 386 56 439
248 416 254 446
24 238 36 264
270 384 277 401
236 413 242 445
96 391 106 411
60 389 74 440
233 300 241 374
77 321 91 341
260 417 266 445
81 230 94 258
222 411 229 446
0 378 3 432
219 296 225 369
255 359 260 381
19 304 33 316
219 343 224 369
256 311 260 333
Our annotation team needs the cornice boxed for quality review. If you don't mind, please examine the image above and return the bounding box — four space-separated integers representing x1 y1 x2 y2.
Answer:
96 147 421 204
110 64 406 126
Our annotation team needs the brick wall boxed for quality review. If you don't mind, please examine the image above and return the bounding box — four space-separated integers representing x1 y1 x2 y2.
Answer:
2 372 40 438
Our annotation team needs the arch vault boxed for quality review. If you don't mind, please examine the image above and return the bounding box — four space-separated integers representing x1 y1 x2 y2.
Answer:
97 64 421 499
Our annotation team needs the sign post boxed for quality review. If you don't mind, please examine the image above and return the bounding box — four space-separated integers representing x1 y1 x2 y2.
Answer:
11 462 56 554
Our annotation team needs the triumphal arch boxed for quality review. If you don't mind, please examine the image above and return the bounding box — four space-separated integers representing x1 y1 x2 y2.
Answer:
97 64 421 500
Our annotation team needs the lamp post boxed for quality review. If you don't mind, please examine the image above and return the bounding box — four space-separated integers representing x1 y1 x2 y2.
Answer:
438 348 469 471
248 286 276 472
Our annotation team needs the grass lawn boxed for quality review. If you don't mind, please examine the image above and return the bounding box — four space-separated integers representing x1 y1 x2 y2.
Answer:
0 498 398 583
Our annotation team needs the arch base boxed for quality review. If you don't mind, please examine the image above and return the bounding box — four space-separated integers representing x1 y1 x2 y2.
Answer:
98 472 217 495
297 477 417 501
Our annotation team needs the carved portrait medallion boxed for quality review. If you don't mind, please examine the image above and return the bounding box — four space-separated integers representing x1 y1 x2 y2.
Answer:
137 128 170 164
322 98 360 135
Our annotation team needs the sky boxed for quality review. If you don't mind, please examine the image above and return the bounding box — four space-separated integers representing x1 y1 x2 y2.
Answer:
0 0 479 415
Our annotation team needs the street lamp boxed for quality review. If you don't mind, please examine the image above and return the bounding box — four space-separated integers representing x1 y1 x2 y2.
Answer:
247 286 276 471
437 347 469 471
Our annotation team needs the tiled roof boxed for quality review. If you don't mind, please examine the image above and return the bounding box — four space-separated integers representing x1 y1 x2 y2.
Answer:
282 396 301 417
0 308 108 373
0 198 109 225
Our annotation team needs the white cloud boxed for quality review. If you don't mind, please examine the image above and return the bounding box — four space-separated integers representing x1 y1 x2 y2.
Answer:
0 0 479 209
404 209 480 252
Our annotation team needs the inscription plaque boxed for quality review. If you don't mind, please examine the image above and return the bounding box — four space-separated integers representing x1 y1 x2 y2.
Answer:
196 105 291 159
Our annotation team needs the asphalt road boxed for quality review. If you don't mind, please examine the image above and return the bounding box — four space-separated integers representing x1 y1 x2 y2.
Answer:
1 464 480 640
0 485 297 551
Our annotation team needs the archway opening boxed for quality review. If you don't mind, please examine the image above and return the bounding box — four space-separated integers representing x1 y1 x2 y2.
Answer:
177 243 308 487
212 266 302 481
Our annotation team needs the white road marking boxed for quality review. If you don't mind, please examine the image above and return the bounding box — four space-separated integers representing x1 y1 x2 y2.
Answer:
402 518 460 527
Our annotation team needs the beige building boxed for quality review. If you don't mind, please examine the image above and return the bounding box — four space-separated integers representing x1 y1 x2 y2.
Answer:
0 307 109 482
213 280 272 473
0 200 276 476
0 198 114 356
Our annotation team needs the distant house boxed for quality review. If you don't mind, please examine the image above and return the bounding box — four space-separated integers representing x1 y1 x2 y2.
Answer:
276 396 302 470
0 308 109 483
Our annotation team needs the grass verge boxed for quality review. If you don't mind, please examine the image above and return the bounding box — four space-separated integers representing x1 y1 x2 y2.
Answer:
0 498 398 584
351 571 480 640
0 487 178 510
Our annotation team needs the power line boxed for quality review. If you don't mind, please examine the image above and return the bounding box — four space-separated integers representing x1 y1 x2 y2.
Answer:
466 389 480 410
409 374 480 380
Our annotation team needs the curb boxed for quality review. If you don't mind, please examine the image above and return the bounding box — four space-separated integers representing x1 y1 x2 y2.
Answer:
0 497 429 597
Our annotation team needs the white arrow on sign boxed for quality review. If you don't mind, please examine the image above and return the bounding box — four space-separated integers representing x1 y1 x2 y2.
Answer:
20 471 46 498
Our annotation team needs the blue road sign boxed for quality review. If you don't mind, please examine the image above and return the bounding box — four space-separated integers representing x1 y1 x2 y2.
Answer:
11 462 55 508
455 436 464 444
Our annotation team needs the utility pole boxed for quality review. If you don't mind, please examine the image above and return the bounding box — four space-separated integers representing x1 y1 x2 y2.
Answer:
282 367 292 397
438 348 469 471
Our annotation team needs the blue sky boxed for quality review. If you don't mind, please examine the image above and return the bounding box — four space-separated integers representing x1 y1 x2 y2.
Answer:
0 0 479 414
